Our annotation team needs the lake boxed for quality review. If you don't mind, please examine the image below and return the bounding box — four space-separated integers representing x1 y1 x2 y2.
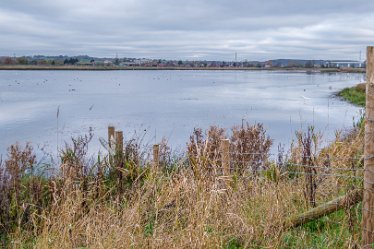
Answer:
0 70 365 156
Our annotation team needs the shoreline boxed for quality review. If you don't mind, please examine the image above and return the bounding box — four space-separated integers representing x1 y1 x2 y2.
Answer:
337 83 366 107
0 65 366 73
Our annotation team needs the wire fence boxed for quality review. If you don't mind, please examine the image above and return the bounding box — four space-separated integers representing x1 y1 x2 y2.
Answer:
100 47 373 246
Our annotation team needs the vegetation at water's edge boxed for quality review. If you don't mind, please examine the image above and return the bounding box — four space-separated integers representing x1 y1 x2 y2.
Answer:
0 123 365 248
338 83 366 107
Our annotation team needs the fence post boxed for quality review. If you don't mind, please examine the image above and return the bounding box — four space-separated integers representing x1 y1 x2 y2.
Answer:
363 46 374 248
108 126 115 149
153 144 160 169
115 131 124 169
221 139 230 175
115 131 123 154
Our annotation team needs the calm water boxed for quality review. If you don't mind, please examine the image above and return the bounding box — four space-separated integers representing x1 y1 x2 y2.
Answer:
0 70 365 156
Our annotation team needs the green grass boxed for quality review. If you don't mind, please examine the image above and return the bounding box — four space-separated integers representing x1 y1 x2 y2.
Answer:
280 205 362 249
225 238 244 249
338 84 366 107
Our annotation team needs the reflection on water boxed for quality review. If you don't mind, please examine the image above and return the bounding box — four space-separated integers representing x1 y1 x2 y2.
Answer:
0 70 364 155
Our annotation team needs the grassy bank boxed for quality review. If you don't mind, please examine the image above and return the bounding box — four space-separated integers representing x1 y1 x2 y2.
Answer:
0 123 365 248
338 83 366 107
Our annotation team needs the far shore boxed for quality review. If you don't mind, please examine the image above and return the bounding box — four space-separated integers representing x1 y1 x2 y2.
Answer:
0 65 366 73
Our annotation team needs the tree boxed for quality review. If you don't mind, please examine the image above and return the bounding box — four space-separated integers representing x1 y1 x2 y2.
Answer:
64 58 79 65
16 57 28 65
37 59 48 65
305 60 314 68
3 57 13 65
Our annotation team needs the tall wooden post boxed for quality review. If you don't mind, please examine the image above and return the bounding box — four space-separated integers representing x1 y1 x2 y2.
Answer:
221 139 230 175
114 131 124 169
363 46 374 248
153 144 160 169
115 131 123 154
108 126 115 149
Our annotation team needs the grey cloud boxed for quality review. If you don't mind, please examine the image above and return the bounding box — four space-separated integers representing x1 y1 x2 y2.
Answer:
0 0 373 60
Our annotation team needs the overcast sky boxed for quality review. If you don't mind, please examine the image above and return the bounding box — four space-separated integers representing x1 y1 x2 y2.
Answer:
0 0 373 60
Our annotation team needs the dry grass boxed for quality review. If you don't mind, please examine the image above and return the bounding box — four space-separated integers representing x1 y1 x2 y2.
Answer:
0 123 366 248
29 172 301 248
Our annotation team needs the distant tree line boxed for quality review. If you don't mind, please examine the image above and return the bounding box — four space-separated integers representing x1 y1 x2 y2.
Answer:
0 56 66 66
0 56 366 69
63 58 79 65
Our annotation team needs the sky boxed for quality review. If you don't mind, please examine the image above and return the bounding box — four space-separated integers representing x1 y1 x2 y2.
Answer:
0 0 373 61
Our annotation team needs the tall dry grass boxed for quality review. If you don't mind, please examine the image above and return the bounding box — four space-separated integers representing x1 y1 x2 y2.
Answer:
0 122 365 248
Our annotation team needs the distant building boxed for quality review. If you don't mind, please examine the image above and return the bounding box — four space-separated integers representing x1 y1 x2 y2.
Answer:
325 60 364 68
103 60 113 66
120 59 152 67
120 62 137 67
264 61 272 68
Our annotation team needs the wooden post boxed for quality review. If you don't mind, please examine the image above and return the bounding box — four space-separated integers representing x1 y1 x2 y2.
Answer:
115 131 123 154
363 46 374 248
114 131 124 170
221 139 230 175
286 189 362 230
108 126 115 149
153 144 160 169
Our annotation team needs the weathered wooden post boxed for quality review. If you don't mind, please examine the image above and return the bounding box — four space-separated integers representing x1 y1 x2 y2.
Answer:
220 139 230 175
115 131 123 154
115 131 124 169
153 144 160 169
108 126 115 149
363 46 374 248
